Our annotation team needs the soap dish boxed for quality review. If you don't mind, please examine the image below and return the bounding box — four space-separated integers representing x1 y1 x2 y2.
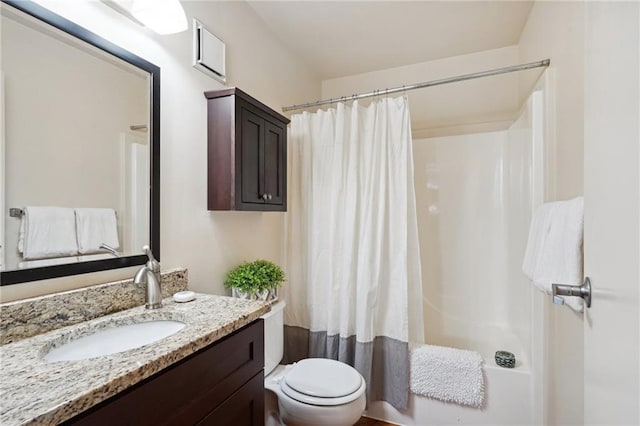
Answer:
495 350 516 368
173 291 196 303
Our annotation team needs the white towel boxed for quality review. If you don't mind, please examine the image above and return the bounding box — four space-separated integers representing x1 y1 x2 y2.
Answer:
20 207 79 260
75 208 120 254
522 196 584 312
410 344 485 408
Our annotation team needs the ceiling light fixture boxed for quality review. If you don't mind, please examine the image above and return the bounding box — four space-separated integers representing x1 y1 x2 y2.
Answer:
130 0 188 35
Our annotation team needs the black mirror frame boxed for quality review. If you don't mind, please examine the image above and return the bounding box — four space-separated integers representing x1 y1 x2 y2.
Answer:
0 0 160 285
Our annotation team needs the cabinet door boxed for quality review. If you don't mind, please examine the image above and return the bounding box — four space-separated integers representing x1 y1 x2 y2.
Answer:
197 372 265 426
263 119 285 207
240 107 264 205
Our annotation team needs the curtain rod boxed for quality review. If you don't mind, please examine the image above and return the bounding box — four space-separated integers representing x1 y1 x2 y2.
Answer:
282 59 550 112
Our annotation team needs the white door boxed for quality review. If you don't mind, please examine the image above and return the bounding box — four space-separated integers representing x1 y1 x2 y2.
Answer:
583 2 639 424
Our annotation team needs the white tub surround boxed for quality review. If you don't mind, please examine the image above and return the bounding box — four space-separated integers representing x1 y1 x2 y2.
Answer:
367 361 531 426
395 88 544 425
284 96 424 410
0 293 269 425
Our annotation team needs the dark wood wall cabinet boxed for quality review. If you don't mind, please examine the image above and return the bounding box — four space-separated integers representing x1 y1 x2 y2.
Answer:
65 319 265 426
205 87 289 211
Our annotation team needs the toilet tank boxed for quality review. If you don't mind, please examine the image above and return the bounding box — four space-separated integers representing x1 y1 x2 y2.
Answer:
261 300 286 375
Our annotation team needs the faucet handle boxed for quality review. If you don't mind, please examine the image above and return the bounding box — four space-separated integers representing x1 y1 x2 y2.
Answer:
142 245 160 273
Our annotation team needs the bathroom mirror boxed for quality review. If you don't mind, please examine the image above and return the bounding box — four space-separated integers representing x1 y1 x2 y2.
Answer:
0 0 160 285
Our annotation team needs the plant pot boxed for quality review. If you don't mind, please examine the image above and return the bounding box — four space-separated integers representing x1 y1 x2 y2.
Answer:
231 288 251 300
267 288 278 302
255 289 269 301
231 287 278 302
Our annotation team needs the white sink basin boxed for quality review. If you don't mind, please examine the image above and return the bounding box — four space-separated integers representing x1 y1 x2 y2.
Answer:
44 320 186 362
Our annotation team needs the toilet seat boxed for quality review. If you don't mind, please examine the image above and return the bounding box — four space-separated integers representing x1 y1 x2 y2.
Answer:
280 358 365 406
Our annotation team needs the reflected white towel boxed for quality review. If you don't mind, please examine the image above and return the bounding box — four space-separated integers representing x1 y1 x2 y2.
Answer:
410 344 484 408
522 196 584 312
75 208 120 254
20 207 78 260
18 218 25 253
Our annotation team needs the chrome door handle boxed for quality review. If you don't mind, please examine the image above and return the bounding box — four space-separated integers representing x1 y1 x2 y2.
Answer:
552 277 592 308
267 194 272 200
261 193 268 200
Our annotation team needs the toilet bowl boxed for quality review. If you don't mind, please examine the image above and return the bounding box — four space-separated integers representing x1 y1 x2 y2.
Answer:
262 301 366 426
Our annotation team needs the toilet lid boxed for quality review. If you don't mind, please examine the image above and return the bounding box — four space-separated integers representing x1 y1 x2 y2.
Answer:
283 358 363 398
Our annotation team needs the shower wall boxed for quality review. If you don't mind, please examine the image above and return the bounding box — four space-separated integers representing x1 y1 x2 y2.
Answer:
413 98 538 365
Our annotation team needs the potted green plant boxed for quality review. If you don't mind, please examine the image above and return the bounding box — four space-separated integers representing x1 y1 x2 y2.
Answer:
224 259 285 302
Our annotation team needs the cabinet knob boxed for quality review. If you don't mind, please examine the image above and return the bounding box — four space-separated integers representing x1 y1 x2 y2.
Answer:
262 193 268 200
268 194 273 200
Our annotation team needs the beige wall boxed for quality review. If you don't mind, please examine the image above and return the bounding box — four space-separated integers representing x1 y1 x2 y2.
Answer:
519 1 585 202
518 2 585 425
322 46 522 138
1 0 320 301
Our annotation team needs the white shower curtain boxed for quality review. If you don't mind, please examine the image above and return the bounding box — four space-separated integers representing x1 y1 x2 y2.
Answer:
283 96 424 409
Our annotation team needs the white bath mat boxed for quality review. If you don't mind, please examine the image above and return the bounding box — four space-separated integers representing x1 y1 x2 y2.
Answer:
410 344 485 408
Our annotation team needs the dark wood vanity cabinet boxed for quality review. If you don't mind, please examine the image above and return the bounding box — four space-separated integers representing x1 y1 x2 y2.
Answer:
65 320 265 426
205 87 289 212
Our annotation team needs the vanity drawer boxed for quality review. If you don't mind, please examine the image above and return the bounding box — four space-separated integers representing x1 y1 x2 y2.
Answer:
65 319 264 426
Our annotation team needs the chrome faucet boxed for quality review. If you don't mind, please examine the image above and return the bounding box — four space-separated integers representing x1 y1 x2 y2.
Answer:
134 246 162 309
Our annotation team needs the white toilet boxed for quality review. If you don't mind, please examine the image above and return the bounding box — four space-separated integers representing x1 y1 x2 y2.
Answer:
262 301 366 426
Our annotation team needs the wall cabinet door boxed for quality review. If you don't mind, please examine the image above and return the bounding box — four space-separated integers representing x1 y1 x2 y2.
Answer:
205 87 289 212
240 107 265 206
262 119 286 206
238 103 286 210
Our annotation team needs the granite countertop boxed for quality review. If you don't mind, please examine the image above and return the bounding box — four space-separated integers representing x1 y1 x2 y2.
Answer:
0 294 270 426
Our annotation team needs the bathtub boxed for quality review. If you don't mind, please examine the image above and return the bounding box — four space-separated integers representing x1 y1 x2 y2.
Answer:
364 348 533 425
388 90 543 426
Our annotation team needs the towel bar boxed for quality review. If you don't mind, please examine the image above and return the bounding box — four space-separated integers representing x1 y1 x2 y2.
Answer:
552 277 592 308
9 208 118 218
9 208 24 218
